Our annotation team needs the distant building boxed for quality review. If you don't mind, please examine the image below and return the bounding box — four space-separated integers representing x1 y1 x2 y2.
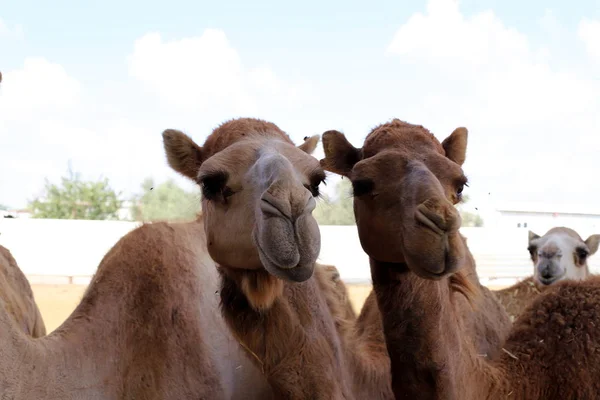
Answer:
1 209 32 219
117 200 134 221
492 202 600 234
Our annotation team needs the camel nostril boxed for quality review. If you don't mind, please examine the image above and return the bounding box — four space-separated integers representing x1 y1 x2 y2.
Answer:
260 197 290 219
415 203 447 235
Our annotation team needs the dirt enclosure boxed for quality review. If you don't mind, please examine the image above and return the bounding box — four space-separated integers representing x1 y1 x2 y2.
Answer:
31 283 375 333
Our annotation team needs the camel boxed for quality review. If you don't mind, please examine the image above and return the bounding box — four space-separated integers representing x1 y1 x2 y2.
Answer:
163 118 394 399
0 245 46 337
321 119 600 399
0 217 278 399
494 227 600 320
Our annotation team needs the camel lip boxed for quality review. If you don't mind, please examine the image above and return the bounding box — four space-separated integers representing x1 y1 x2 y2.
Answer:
406 248 459 280
254 234 314 282
410 264 448 281
537 275 563 286
254 238 299 270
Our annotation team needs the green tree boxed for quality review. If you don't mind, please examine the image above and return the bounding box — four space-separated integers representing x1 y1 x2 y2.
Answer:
131 178 200 222
314 178 356 225
0 204 8 211
457 194 484 227
29 167 121 220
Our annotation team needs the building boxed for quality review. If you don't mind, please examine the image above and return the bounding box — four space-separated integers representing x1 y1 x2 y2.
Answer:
1 209 32 219
492 202 600 235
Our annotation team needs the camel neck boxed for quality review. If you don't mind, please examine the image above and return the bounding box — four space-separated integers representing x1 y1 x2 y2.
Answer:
217 266 354 400
369 258 462 400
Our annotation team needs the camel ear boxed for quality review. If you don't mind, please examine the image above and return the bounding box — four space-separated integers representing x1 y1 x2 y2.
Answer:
585 234 600 256
528 230 541 243
320 130 361 177
162 129 205 180
298 135 320 155
527 231 541 261
442 127 468 166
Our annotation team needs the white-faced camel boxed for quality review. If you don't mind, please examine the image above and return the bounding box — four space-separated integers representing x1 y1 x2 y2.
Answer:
494 227 600 321
322 119 600 399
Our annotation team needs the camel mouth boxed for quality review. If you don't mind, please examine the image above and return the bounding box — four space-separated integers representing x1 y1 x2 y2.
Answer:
410 265 448 281
254 233 314 283
537 274 564 286
403 226 463 280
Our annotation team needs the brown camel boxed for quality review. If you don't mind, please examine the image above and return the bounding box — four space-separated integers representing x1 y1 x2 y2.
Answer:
494 227 600 320
0 245 46 337
0 218 276 399
163 118 393 399
321 119 600 399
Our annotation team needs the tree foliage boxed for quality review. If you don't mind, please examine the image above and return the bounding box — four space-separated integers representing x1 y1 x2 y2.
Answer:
458 194 484 227
131 178 200 222
29 168 121 220
313 178 356 225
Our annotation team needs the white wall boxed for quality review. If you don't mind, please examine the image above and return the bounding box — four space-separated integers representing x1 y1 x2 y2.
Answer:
1 218 599 286
495 211 600 234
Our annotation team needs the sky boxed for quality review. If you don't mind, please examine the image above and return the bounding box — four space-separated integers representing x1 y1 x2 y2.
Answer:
1 0 599 219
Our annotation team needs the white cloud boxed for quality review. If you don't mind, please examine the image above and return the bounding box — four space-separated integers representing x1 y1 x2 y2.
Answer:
0 58 84 206
0 17 24 40
578 18 600 63
127 29 311 116
0 57 81 120
0 30 315 208
386 0 600 211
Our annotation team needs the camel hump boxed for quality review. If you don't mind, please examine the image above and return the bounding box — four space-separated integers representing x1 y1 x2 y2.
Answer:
0 245 47 337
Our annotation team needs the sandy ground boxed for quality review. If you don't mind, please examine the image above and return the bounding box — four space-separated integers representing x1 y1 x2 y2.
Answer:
31 283 375 334
32 282 506 333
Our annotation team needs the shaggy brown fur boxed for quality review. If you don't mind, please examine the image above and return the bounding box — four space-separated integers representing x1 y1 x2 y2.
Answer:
493 277 540 322
0 245 46 337
164 118 393 399
322 118 600 399
218 266 393 400
0 219 274 399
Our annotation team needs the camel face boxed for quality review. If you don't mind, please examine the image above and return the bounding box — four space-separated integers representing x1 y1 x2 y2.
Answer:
163 118 324 282
321 119 469 279
528 227 600 286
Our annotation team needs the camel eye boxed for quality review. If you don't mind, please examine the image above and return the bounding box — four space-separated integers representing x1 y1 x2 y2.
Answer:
306 172 326 198
352 179 375 197
306 179 324 197
456 184 464 198
576 247 589 261
199 171 231 202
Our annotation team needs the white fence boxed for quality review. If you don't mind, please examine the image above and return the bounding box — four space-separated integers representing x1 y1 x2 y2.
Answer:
1 218 599 286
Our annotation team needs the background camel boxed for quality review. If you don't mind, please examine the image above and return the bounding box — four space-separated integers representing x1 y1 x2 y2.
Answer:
163 118 393 399
321 119 600 399
494 227 600 320
0 245 46 337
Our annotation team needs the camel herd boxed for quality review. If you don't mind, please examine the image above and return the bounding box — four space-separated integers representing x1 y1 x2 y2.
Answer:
1 112 600 399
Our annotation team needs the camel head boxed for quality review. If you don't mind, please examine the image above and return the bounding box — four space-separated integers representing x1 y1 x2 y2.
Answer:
528 227 600 287
321 119 468 280
162 118 323 283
